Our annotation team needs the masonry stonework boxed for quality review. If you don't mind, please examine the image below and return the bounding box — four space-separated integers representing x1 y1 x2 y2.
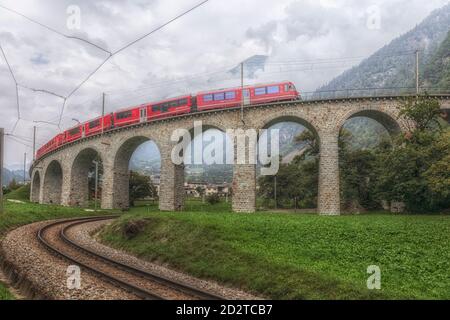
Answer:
30 96 450 215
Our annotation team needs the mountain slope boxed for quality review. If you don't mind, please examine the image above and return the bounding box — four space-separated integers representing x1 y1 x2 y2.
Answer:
422 30 450 90
318 4 450 94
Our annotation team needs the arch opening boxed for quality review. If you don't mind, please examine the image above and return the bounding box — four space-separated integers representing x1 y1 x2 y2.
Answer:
346 110 401 137
258 117 320 211
31 171 41 203
338 114 394 213
69 148 104 207
113 136 160 209
183 127 233 210
42 160 63 205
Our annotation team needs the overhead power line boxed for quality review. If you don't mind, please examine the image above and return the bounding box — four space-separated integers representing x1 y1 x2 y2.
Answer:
61 0 211 126
0 43 20 122
0 4 111 55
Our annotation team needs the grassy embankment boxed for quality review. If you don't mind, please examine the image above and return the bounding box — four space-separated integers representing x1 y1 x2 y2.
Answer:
101 199 450 300
0 185 117 299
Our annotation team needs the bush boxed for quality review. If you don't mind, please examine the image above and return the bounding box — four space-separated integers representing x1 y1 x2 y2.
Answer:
206 193 220 205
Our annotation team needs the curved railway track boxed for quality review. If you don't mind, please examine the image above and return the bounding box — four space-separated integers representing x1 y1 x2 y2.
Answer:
37 216 225 300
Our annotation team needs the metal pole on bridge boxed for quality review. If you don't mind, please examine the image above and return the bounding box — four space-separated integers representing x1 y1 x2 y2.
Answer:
32 126 36 161
416 50 419 94
0 128 4 213
101 93 105 135
23 152 26 185
93 160 99 212
240 62 244 123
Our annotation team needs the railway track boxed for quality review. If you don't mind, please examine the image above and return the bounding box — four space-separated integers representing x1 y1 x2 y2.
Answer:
37 216 225 300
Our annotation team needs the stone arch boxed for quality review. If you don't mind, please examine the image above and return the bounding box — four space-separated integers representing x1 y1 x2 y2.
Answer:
261 115 320 136
185 122 231 164
258 115 321 210
337 109 402 137
30 170 41 203
336 108 402 213
69 147 103 207
42 160 63 205
112 136 161 209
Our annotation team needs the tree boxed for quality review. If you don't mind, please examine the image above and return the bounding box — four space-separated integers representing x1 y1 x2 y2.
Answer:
373 96 450 212
258 129 319 209
129 171 157 207
399 95 442 133
8 178 20 191
339 128 382 211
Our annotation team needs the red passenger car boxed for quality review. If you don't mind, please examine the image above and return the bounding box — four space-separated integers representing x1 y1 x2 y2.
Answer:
196 88 241 111
147 95 192 120
196 81 299 112
84 114 113 136
65 125 83 143
113 106 144 127
250 81 299 104
36 133 65 159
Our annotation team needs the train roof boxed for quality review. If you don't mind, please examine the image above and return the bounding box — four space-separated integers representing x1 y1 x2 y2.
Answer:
196 81 295 94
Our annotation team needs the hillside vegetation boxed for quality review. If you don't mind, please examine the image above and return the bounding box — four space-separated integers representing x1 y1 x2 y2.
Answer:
423 30 450 90
319 4 450 94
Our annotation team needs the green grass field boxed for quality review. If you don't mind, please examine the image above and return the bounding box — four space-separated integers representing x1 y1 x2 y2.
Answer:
100 201 450 300
0 194 448 300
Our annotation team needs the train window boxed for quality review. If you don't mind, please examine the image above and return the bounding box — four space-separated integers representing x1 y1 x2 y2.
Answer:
225 91 236 100
214 93 225 101
255 87 266 95
169 100 178 108
203 94 213 102
179 98 188 105
68 127 80 136
89 119 100 129
267 86 280 94
152 105 160 112
162 103 169 112
116 110 132 119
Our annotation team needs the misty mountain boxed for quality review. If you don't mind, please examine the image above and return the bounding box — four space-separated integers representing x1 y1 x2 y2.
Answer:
422 30 450 90
229 55 268 79
2 168 27 187
318 4 450 95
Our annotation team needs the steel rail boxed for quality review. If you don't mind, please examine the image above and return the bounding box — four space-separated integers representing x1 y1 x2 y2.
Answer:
61 218 225 300
37 216 164 300
37 216 225 300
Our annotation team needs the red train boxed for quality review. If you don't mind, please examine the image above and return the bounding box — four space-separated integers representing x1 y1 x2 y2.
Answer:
36 81 299 159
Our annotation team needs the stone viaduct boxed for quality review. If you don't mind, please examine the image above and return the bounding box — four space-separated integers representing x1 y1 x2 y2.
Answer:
29 95 450 215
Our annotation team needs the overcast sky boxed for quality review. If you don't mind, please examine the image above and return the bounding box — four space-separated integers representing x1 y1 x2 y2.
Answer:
0 0 449 168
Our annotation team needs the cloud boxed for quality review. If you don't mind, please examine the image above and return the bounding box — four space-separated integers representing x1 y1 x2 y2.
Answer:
0 0 448 167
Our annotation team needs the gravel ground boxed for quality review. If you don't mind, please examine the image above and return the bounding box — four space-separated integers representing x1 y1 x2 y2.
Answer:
1 219 137 300
67 219 261 300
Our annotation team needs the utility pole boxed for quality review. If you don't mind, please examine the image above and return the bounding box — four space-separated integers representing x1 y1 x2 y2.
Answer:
32 126 36 161
23 152 26 185
0 128 4 213
101 92 105 135
416 50 419 94
93 160 99 212
274 175 277 209
240 62 244 123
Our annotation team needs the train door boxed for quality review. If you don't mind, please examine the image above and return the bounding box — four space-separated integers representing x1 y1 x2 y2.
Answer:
139 107 147 123
191 96 197 112
243 89 250 106
81 125 86 138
